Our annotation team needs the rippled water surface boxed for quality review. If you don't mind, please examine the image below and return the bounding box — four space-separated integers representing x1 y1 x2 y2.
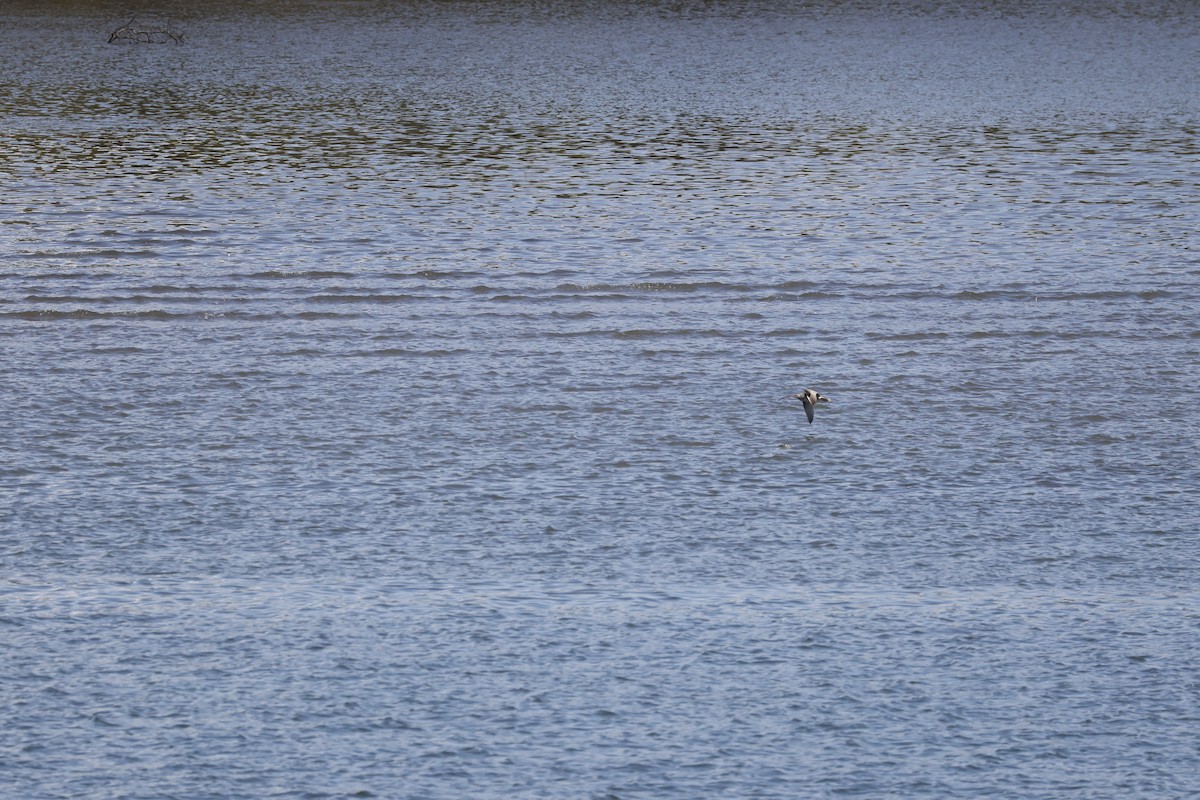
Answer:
3 2 1199 798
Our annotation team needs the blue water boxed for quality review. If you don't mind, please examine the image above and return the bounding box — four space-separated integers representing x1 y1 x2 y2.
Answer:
3 2 1199 798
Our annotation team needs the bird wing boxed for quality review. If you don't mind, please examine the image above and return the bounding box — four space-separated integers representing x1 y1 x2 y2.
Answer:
803 397 815 423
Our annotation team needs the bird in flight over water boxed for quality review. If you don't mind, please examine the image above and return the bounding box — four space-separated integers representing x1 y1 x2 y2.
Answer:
794 389 830 424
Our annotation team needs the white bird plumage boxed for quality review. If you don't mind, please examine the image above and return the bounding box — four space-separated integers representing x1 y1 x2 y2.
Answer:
793 388 830 424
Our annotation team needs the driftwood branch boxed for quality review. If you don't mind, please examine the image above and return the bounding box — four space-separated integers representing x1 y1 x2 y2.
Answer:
108 16 185 44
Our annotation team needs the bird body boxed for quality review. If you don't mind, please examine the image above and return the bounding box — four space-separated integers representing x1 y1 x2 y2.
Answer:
794 388 829 424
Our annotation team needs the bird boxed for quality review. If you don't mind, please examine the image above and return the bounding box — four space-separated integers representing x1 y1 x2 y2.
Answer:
794 389 830 424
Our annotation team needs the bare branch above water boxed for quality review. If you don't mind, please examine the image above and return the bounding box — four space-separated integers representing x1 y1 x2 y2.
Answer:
108 16 184 44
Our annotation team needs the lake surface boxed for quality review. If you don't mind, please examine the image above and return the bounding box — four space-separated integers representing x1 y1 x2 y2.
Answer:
2 2 1199 798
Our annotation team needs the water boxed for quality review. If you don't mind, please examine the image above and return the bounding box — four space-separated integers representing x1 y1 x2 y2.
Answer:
3 2 1199 798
